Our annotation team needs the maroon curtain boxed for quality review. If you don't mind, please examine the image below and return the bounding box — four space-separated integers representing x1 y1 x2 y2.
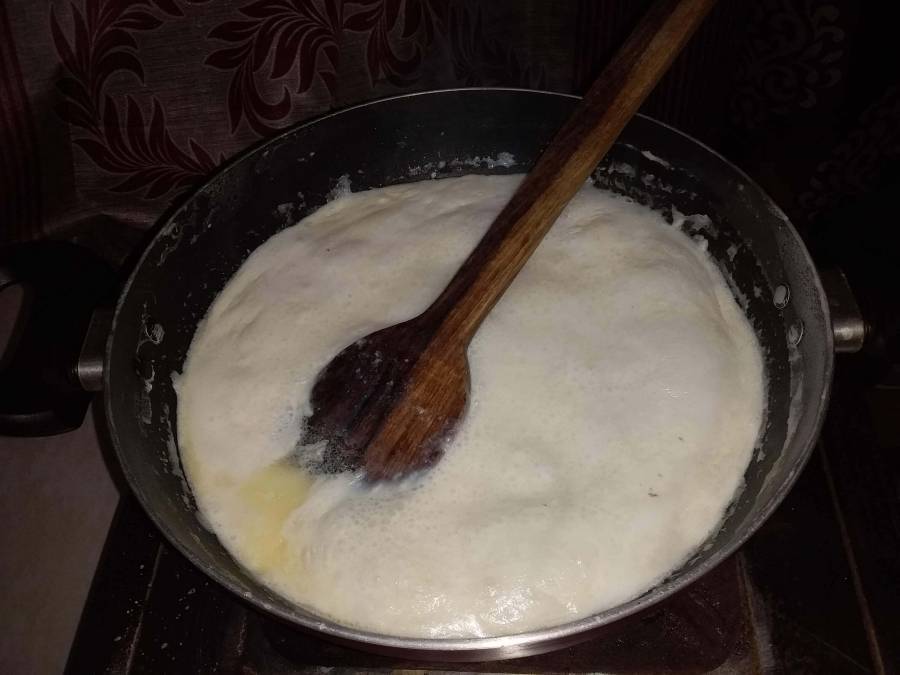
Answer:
2 0 898 266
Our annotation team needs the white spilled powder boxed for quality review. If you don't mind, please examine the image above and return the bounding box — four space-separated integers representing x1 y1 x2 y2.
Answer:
641 149 672 168
177 174 764 638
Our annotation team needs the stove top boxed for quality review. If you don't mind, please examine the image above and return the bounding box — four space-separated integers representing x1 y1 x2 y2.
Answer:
65 368 897 673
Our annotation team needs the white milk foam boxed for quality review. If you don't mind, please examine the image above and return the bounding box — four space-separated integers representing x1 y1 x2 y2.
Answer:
177 174 764 638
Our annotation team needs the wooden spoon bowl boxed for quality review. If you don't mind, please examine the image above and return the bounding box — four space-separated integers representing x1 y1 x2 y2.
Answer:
303 319 469 479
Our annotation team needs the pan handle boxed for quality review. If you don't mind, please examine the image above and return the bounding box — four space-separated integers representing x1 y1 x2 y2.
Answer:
0 243 117 436
820 267 867 354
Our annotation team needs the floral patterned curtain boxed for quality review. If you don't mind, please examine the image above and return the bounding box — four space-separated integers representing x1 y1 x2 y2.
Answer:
2 0 898 266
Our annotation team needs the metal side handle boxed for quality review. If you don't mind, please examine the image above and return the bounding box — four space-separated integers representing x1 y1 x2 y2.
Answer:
76 308 113 392
820 268 867 354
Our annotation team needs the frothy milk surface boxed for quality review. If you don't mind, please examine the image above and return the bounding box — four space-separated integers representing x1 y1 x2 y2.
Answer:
177 174 764 638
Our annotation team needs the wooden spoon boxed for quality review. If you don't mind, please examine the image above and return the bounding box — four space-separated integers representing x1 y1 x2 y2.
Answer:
301 0 718 481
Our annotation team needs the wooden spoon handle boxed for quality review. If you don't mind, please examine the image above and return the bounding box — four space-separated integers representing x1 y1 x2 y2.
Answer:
422 0 718 348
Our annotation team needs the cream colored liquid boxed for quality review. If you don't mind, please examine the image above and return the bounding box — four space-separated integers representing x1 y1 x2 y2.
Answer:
177 174 764 638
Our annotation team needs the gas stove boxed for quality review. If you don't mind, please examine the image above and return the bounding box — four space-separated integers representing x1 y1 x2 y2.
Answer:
65 366 897 673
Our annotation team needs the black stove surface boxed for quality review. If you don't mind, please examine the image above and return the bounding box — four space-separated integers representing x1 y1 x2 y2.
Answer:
66 368 898 674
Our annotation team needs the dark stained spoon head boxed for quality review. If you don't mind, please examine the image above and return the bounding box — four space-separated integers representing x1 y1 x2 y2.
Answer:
300 319 470 481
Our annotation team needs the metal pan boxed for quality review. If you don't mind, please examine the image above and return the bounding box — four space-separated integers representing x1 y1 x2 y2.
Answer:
0 89 863 660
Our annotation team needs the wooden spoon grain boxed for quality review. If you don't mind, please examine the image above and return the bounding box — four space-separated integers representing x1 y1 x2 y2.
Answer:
301 0 718 481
